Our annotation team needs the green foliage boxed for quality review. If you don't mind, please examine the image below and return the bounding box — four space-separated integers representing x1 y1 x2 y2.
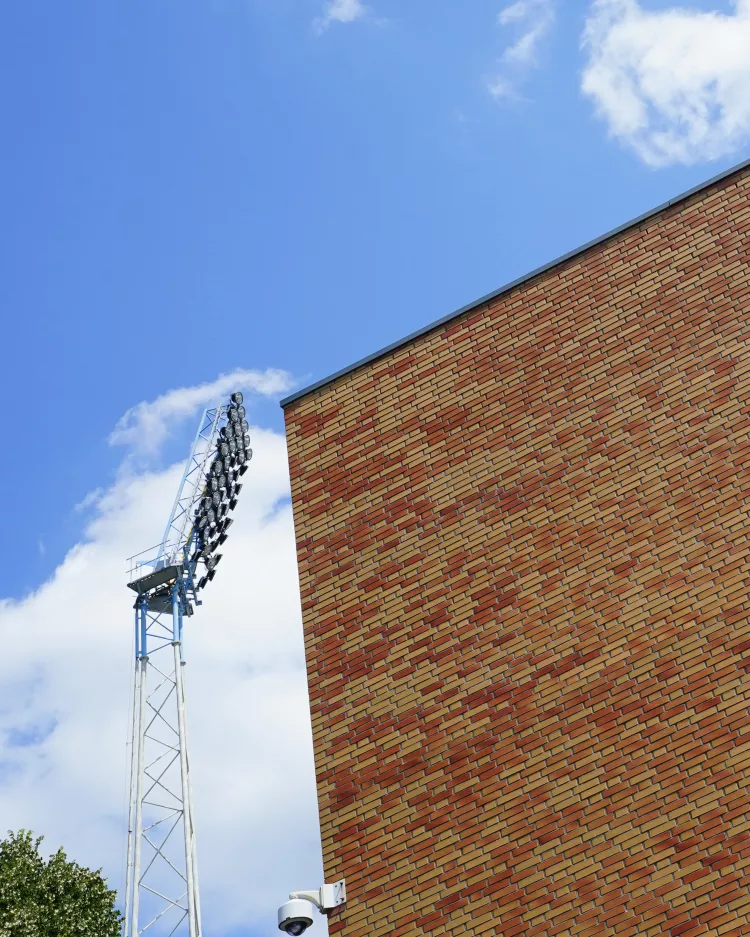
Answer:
0 830 122 937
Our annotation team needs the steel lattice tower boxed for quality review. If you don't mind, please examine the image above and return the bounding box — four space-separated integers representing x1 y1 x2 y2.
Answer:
123 397 252 937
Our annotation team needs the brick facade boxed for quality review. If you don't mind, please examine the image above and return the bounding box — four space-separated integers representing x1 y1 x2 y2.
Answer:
283 165 750 936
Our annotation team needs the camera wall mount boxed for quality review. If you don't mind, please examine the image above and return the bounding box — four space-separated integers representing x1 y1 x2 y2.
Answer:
290 880 346 912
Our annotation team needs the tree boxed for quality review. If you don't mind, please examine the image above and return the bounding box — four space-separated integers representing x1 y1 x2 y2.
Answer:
0 830 122 937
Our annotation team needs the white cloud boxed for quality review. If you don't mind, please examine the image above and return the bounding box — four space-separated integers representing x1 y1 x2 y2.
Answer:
0 380 328 934
109 368 294 456
490 0 556 98
581 0 750 167
314 0 367 34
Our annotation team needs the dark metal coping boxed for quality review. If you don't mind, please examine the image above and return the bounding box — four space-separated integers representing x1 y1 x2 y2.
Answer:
280 155 750 409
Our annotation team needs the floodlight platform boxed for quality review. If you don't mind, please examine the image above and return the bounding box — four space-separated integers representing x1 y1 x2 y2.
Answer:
126 564 183 595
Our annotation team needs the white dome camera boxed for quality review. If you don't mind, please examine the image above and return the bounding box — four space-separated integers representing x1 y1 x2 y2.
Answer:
277 880 346 934
278 898 315 935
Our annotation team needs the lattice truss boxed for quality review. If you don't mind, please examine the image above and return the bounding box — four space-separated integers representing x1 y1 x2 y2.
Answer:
125 602 201 937
162 408 223 567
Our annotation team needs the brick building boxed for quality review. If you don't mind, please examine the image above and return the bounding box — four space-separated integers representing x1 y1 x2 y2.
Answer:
282 159 750 936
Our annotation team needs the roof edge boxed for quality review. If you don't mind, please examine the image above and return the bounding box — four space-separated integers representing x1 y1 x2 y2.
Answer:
281 156 750 409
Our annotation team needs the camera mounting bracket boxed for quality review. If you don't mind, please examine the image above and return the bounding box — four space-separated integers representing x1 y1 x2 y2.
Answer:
289 880 346 913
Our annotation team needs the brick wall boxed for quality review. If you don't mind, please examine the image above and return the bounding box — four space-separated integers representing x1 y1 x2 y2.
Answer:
284 166 750 936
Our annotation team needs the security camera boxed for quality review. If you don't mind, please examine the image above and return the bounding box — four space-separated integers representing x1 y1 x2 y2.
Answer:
278 898 314 935
277 880 346 933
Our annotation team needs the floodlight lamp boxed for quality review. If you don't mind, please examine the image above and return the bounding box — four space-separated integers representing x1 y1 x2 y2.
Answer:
217 532 228 546
208 569 216 581
206 508 216 526
197 576 207 590
211 491 221 508
239 464 248 476
229 408 239 423
246 448 253 462
237 405 246 420
212 459 223 476
229 497 238 511
234 483 243 497
219 474 228 490
197 515 208 530
228 438 237 454
240 419 249 433
223 517 234 533
231 391 244 405
220 443 230 458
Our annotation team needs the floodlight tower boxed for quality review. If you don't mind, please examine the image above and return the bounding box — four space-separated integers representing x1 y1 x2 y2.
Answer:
123 392 253 937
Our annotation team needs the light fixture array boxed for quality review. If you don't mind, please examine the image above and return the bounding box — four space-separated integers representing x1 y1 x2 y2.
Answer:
190 391 252 592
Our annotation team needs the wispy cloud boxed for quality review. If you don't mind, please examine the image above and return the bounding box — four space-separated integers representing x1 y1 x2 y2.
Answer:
314 0 367 34
108 368 293 456
74 488 103 513
489 0 556 99
581 0 750 167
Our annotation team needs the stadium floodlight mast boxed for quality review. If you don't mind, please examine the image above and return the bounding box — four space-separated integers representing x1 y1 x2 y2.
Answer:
123 392 252 937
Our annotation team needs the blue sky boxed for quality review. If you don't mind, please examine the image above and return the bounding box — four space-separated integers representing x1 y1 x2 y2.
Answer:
1 0 750 932
2 0 749 596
